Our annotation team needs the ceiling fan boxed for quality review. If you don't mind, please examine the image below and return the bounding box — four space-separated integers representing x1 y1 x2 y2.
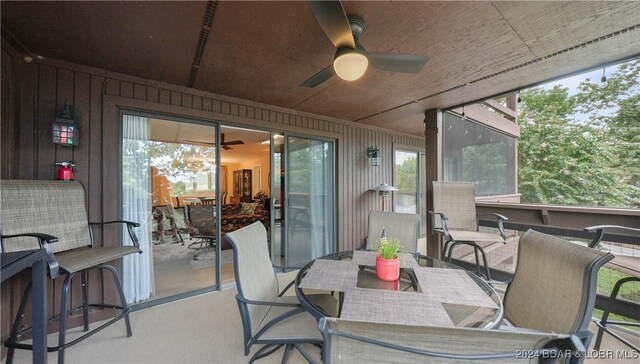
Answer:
300 0 429 88
185 133 244 150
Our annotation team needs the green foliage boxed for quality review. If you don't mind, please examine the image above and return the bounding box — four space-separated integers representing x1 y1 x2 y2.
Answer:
148 142 217 196
518 60 640 208
395 156 417 193
377 237 402 260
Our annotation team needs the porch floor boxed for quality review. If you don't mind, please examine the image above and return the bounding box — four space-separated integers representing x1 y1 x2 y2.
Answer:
9 287 639 363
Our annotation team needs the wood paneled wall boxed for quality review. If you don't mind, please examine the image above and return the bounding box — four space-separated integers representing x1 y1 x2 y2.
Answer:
0 41 424 341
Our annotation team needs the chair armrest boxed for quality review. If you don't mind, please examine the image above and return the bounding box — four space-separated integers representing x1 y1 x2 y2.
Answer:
235 294 301 308
584 225 640 248
273 262 309 271
89 220 141 251
277 270 299 297
89 220 141 227
428 211 451 240
477 213 509 240
1 233 60 278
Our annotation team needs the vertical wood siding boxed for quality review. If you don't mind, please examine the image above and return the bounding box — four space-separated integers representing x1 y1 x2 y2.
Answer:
1 48 424 341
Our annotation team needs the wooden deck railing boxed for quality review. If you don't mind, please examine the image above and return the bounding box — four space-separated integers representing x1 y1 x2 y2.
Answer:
466 202 640 321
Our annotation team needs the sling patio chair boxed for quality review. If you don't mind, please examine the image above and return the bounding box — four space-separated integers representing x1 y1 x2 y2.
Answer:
184 204 217 260
364 210 420 253
226 221 338 363
502 229 614 352
429 181 509 280
319 317 585 363
0 180 141 364
584 224 640 352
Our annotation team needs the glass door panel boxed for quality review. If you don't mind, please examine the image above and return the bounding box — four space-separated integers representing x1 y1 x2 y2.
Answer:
121 114 219 303
394 149 427 236
285 136 335 266
394 150 418 214
270 132 285 266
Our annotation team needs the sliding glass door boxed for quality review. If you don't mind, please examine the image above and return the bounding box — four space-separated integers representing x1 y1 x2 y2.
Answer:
283 135 335 266
394 148 427 236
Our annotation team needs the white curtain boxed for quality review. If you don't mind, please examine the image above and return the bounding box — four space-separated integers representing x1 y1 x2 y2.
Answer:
122 114 154 303
309 141 333 258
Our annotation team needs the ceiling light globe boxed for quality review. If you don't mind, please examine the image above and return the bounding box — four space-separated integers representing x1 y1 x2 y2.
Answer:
333 51 368 81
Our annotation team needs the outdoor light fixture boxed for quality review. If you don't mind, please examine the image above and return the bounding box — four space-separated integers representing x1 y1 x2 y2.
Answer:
371 183 398 211
333 47 369 81
52 102 81 146
367 146 381 166
601 68 607 83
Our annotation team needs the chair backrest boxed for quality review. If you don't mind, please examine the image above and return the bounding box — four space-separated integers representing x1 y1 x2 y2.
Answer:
225 222 278 335
504 229 614 335
319 317 582 364
221 191 228 205
185 204 216 236
432 181 478 231
366 211 420 252
0 180 91 253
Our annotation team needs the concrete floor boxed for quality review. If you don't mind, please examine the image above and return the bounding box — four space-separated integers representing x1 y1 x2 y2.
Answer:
8 286 638 364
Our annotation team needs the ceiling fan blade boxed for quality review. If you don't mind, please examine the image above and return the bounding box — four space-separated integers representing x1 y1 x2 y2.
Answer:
300 64 336 88
307 0 355 49
222 145 232 150
184 140 216 146
368 53 429 73
223 140 244 146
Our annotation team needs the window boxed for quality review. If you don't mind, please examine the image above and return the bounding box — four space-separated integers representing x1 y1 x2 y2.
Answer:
443 112 517 196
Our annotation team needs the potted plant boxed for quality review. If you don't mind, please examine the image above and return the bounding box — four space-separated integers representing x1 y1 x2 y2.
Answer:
376 237 402 281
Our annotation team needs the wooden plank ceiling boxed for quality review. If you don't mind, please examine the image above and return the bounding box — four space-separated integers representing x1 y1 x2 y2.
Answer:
2 1 639 134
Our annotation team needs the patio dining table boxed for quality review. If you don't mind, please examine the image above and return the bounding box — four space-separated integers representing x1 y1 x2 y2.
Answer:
295 250 504 329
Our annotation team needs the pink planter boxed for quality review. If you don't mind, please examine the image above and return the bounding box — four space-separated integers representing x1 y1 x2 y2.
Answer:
376 255 400 281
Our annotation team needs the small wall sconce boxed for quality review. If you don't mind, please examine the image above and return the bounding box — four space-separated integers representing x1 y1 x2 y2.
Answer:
52 102 82 146
367 146 381 166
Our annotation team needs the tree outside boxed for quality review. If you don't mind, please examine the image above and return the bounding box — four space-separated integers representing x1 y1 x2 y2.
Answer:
518 60 639 208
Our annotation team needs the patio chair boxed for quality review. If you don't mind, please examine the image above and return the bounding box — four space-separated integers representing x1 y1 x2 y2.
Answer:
226 221 338 363
184 204 216 260
365 210 420 253
502 229 614 350
318 317 585 363
429 181 509 280
0 180 141 364
584 225 640 352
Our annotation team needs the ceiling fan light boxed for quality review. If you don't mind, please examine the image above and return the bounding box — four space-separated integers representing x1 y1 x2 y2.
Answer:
333 51 368 81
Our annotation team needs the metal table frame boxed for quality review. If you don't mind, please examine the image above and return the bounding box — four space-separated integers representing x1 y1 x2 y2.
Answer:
2 249 48 363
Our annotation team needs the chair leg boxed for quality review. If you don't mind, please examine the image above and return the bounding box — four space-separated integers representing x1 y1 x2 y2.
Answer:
593 277 638 351
446 242 462 262
473 244 491 281
5 281 33 364
249 344 283 363
442 239 453 260
101 264 132 336
473 245 481 276
81 270 90 332
281 343 293 364
58 273 75 364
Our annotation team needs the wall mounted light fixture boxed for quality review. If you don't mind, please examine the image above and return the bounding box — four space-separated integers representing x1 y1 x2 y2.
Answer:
367 146 381 166
52 102 82 146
